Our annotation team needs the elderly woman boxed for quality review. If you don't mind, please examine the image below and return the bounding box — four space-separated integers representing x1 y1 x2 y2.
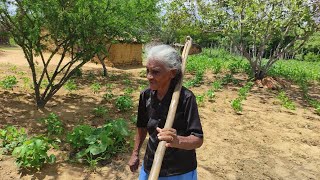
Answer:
128 45 203 180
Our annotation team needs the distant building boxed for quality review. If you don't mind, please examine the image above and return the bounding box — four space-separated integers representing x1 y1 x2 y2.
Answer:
93 42 143 67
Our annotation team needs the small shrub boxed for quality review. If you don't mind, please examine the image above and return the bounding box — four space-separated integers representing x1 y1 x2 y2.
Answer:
91 82 101 94
206 89 215 101
105 83 114 89
211 61 222 74
124 88 134 95
315 105 320 115
221 74 239 85
22 77 31 90
67 120 130 169
64 80 77 92
211 80 223 91
72 68 83 78
0 126 27 154
67 125 93 150
12 136 56 170
92 106 108 118
103 91 114 101
123 79 132 86
115 95 133 111
277 91 296 110
196 94 205 106
40 79 49 89
231 98 242 113
0 75 18 89
39 113 64 136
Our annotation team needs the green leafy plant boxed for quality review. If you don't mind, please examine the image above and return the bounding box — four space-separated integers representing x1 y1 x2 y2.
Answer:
124 87 134 95
40 79 49 89
238 82 254 100
64 79 77 92
67 125 93 150
123 79 132 86
39 113 64 136
103 91 114 101
115 95 133 111
22 77 31 90
12 136 56 170
206 89 215 101
277 91 296 110
0 126 27 154
72 68 82 78
315 105 320 115
91 82 101 94
231 98 242 113
221 74 239 85
196 94 205 106
67 119 130 169
211 80 223 91
92 106 108 118
0 75 18 89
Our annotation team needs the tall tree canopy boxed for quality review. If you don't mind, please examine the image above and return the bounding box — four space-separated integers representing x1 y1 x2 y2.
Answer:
0 0 160 108
164 0 320 79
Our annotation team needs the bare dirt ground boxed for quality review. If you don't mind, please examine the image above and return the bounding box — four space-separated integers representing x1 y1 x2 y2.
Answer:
0 47 320 180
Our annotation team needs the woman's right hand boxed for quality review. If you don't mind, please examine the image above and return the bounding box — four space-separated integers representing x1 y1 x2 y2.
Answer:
128 153 139 172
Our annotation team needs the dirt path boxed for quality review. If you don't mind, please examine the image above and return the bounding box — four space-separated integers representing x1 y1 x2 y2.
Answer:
0 48 319 179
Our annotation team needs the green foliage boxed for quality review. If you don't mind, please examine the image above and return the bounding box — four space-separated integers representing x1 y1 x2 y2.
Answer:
103 91 114 101
22 77 31 90
92 106 108 118
211 80 223 91
277 91 296 110
39 113 64 136
303 52 320 62
67 119 130 168
183 70 204 88
124 88 134 95
71 68 83 78
206 89 215 101
64 80 77 92
231 98 242 113
12 136 56 170
196 94 205 106
123 79 132 86
40 79 49 89
238 82 254 100
90 83 101 94
67 125 93 150
115 95 133 111
269 60 320 82
0 0 160 108
221 74 239 85
0 75 18 89
0 126 27 154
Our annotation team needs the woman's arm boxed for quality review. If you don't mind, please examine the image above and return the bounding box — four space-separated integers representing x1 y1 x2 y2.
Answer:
128 127 148 172
157 127 203 150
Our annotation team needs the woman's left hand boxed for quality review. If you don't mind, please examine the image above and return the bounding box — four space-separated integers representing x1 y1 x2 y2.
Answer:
156 127 179 148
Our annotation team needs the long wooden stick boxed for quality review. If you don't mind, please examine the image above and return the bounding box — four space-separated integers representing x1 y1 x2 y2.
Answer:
148 36 193 180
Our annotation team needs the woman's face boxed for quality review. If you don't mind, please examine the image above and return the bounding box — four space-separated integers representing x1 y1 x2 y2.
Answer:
146 59 176 92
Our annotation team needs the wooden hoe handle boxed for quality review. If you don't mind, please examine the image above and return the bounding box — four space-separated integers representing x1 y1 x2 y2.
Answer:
148 36 193 180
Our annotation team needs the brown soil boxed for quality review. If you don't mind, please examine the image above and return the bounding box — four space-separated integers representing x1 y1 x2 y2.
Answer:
0 47 319 180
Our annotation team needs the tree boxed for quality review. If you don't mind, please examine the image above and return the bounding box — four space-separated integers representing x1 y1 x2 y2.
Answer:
197 0 320 79
0 0 159 108
163 0 320 79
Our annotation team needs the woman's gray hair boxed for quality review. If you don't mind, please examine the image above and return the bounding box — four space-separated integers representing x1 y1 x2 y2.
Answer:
146 44 182 83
